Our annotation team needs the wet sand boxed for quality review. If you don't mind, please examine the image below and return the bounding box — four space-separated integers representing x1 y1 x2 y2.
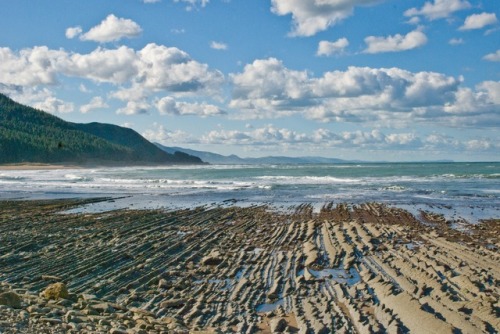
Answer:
0 199 498 333
0 164 81 170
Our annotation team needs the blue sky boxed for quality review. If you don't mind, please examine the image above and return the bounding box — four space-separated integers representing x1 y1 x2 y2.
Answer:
0 0 499 161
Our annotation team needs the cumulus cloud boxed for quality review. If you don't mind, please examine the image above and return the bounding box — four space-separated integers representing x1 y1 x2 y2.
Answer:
459 12 498 31
142 123 198 144
137 43 224 93
156 96 225 116
210 41 228 50
230 58 461 120
0 44 223 96
443 81 500 114
116 100 151 115
65 26 82 39
80 14 142 43
34 96 74 114
271 0 382 37
80 96 108 113
317 38 349 56
143 0 161 3
201 125 308 145
0 43 224 117
229 57 500 127
363 29 428 54
63 46 138 84
0 46 66 86
404 0 471 20
483 50 500 62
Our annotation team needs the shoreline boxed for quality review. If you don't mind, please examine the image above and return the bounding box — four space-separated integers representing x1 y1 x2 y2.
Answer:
0 163 84 170
0 198 498 333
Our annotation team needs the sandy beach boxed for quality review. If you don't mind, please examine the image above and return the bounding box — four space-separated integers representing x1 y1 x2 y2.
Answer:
0 198 498 333
0 164 82 171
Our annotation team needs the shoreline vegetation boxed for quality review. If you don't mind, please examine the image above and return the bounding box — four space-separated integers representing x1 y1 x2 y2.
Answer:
0 198 498 333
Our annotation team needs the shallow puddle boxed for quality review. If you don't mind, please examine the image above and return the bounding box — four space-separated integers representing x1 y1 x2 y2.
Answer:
256 298 284 313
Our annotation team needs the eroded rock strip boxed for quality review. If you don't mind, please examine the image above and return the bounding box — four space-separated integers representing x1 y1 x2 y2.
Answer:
0 199 498 333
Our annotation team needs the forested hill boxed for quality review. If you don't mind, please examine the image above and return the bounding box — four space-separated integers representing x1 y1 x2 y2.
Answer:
0 94 203 165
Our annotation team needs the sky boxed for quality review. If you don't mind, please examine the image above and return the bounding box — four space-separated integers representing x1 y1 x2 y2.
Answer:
0 0 499 161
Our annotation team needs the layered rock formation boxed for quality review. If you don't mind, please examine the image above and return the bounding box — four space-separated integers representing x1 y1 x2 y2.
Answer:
0 199 498 333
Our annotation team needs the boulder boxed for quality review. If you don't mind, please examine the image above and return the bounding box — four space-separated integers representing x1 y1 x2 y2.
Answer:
201 250 223 266
42 282 69 300
0 291 22 309
158 278 169 289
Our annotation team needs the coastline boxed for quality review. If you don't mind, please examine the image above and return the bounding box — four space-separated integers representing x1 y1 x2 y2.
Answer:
0 163 83 170
0 198 498 333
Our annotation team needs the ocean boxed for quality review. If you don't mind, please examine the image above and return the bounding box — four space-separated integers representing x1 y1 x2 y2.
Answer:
1 162 498 222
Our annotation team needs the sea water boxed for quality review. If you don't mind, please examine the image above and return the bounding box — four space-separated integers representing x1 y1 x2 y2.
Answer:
0 162 498 222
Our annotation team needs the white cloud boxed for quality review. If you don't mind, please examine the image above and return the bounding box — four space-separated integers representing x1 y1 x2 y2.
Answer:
142 123 198 144
201 125 308 145
404 0 471 20
65 26 82 39
363 29 427 54
448 37 464 45
228 58 498 127
137 43 224 93
156 96 225 116
443 81 500 114
79 84 90 93
0 86 53 109
0 44 224 118
317 38 349 56
406 17 421 25
463 139 495 151
141 121 497 153
476 81 500 105
174 0 209 11
459 12 498 31
34 96 74 114
143 0 161 3
439 81 500 127
210 41 228 50
80 96 108 113
80 14 142 43
271 0 382 37
198 126 471 152
483 50 500 62
0 46 66 86
63 46 138 84
171 28 186 34
0 44 223 94
116 100 151 115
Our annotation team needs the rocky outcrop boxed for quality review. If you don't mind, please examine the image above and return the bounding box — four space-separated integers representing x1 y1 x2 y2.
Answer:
0 199 498 333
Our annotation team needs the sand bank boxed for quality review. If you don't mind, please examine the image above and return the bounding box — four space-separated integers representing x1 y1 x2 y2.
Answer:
0 199 498 333
0 163 82 170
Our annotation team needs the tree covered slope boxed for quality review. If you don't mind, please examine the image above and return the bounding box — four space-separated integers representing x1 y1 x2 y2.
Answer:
0 94 202 165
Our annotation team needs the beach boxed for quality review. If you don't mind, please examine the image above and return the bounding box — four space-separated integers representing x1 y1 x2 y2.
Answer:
0 164 82 171
0 198 498 333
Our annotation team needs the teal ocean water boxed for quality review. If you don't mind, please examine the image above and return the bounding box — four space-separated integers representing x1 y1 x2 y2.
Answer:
1 162 498 221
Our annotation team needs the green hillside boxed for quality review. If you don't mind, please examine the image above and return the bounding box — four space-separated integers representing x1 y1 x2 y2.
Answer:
0 94 203 165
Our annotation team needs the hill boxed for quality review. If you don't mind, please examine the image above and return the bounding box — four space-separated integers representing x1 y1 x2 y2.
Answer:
0 94 203 165
156 144 350 164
